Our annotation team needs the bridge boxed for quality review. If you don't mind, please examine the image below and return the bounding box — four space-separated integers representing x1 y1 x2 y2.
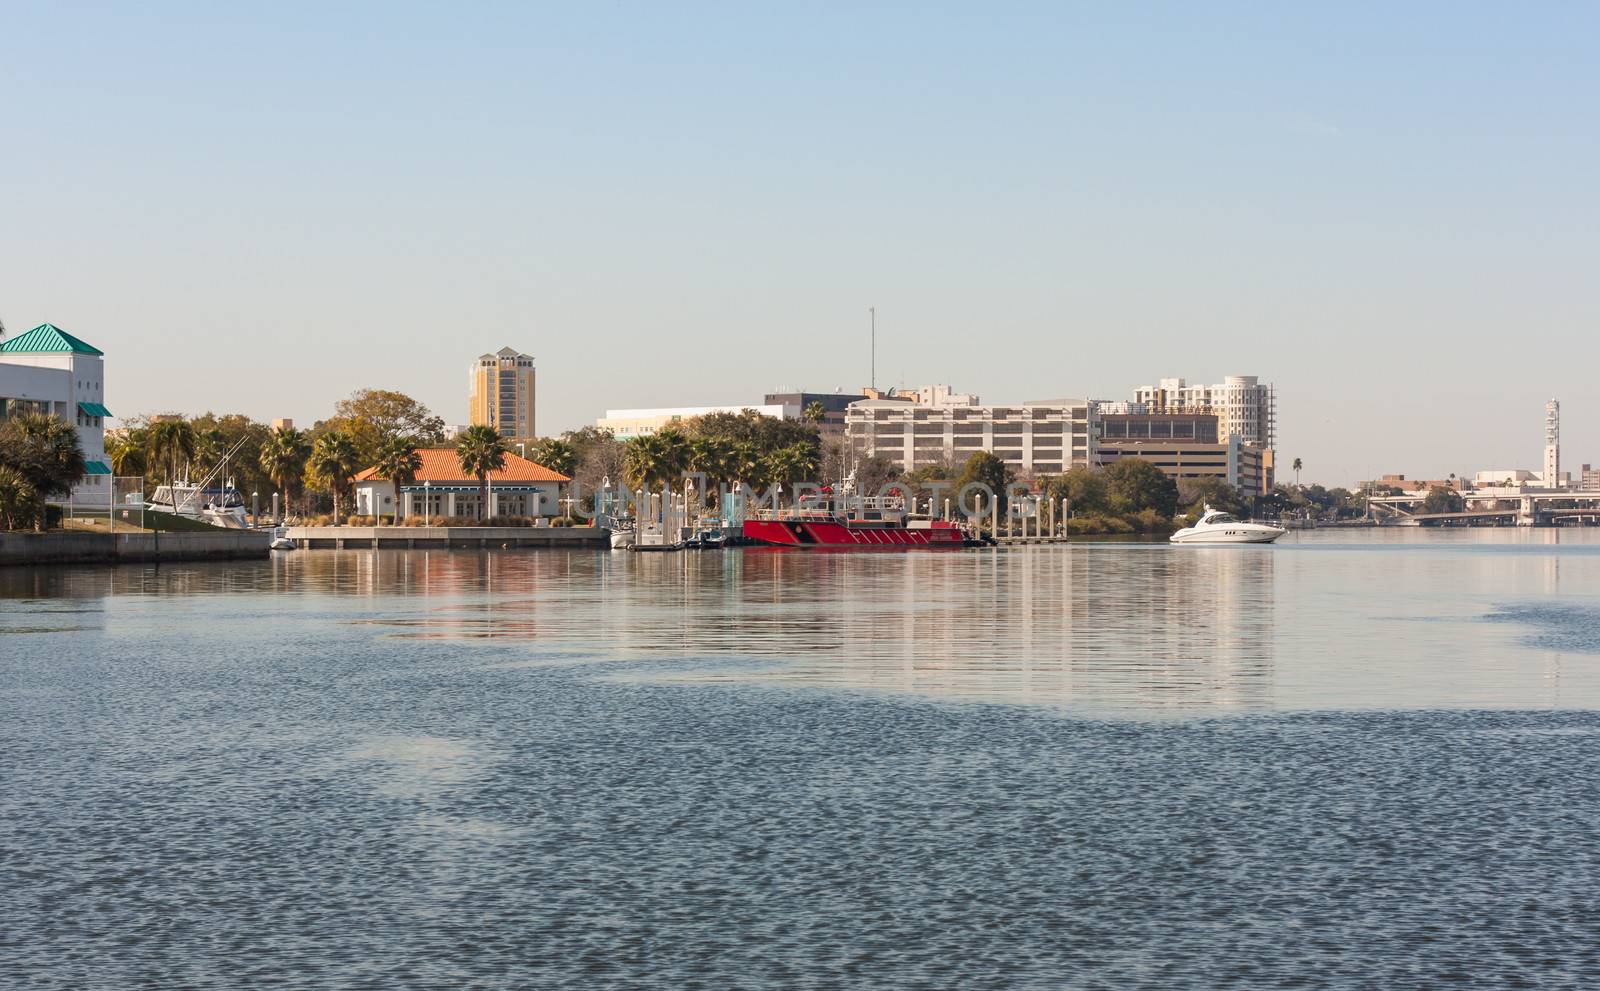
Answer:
1366 489 1600 526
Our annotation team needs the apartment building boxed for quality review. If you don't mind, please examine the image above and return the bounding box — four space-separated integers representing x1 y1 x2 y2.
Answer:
845 399 1095 478
469 347 536 440
1131 375 1276 449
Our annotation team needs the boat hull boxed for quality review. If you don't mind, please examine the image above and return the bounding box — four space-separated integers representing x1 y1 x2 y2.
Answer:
1169 527 1285 544
743 519 965 549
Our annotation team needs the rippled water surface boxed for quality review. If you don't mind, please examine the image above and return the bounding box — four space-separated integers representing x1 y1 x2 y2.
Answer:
5 530 1600 988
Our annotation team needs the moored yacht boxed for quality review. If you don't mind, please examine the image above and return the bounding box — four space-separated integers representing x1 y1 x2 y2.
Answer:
1169 506 1287 545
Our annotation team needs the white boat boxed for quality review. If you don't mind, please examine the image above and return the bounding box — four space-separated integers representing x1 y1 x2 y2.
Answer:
1170 505 1287 545
608 519 636 550
269 526 296 551
147 481 249 528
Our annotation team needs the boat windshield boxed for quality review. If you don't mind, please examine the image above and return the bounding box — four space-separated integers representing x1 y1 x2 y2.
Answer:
1205 513 1240 524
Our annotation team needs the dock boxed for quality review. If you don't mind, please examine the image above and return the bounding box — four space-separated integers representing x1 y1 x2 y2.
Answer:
282 525 609 550
0 529 272 567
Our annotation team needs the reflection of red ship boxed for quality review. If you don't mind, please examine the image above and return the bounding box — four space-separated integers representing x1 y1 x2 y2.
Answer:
741 490 973 549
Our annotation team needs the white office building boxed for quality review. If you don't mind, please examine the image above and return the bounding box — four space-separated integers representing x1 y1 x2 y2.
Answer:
0 323 113 505
1131 375 1276 449
845 399 1097 478
597 404 798 438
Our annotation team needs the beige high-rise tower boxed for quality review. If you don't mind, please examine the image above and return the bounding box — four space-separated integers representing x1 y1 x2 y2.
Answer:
469 347 536 440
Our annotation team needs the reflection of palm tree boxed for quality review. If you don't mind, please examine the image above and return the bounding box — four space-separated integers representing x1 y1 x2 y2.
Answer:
456 426 509 520
373 435 422 522
1292 457 1303 487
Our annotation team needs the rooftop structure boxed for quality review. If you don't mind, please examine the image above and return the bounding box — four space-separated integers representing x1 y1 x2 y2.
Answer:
1131 375 1276 450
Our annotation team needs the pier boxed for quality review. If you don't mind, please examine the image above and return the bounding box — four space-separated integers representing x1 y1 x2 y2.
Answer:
283 525 609 550
0 529 271 566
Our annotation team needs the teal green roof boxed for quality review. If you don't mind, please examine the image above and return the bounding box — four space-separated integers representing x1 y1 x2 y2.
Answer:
78 401 114 418
84 461 111 475
0 323 103 356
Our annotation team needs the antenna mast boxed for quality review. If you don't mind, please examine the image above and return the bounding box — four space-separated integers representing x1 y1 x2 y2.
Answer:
869 306 876 391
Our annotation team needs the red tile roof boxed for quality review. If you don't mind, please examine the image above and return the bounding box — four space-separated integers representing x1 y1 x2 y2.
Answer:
353 449 569 484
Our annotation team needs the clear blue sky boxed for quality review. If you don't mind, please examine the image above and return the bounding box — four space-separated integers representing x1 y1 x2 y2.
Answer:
3 2 1595 486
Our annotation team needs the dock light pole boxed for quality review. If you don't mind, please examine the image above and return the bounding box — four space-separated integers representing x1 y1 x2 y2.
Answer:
252 491 259 527
424 480 431 522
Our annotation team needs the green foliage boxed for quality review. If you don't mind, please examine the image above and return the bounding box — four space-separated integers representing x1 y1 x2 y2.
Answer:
372 435 423 521
1042 465 1110 517
623 429 691 490
145 418 196 490
1104 458 1178 517
1422 485 1465 514
306 431 361 523
527 438 578 477
0 412 88 530
763 443 820 499
259 426 311 509
1177 477 1246 519
105 429 147 476
955 452 1013 511
803 401 827 423
455 425 510 520
0 465 41 531
323 388 446 463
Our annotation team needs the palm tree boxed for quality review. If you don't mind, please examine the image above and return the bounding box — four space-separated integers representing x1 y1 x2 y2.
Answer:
0 412 87 530
105 429 147 476
528 438 577 476
730 441 765 488
306 431 361 524
803 401 827 424
686 437 736 504
259 426 311 517
1292 457 1303 487
372 435 423 523
0 466 39 531
145 418 196 495
456 425 509 520
764 443 820 505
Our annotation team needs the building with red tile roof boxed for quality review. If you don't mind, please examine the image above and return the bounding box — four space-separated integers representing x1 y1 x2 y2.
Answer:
353 449 570 519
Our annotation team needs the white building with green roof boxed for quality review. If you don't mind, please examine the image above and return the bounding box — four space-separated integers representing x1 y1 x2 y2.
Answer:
0 323 113 504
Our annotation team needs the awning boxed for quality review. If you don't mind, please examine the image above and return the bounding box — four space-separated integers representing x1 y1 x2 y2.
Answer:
84 461 111 475
78 402 113 418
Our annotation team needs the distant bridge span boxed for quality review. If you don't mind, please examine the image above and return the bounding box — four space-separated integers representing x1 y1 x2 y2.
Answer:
1367 489 1600 526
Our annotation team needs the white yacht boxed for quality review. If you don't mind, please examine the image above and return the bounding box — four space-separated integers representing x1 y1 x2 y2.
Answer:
1169 505 1287 545
608 518 637 550
147 482 249 528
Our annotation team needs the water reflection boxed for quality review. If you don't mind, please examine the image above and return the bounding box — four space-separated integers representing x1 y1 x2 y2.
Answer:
6 529 1600 713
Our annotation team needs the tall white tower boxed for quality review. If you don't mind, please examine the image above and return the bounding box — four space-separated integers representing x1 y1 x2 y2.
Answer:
1544 399 1561 488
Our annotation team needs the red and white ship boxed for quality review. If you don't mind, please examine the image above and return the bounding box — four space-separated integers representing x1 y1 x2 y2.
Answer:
741 485 973 549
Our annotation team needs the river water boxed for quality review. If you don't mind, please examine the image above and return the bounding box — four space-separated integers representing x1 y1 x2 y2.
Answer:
4 530 1600 988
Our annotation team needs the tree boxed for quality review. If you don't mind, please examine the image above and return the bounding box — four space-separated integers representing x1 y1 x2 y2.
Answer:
686 437 736 498
623 429 690 491
1176 477 1246 519
1042 465 1110 517
372 435 423 522
145 418 196 494
527 438 577 477
1422 485 1465 514
1104 458 1179 517
730 441 766 488
455 425 509 520
0 466 39 531
306 431 361 524
0 413 85 530
561 427 625 502
955 451 1013 514
1292 457 1303 486
259 426 311 515
105 429 147 477
763 443 820 503
803 401 827 423
324 389 446 463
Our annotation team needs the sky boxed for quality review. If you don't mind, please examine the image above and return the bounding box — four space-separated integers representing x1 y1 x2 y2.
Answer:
2 2 1596 486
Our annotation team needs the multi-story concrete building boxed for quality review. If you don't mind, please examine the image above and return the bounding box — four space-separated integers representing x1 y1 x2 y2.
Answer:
1095 437 1272 496
0 323 112 505
598 404 798 439
1580 464 1600 491
469 347 536 440
845 399 1095 478
1131 375 1276 449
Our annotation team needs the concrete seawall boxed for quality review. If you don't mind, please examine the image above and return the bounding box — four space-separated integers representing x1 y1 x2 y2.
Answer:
284 525 609 549
0 530 273 567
